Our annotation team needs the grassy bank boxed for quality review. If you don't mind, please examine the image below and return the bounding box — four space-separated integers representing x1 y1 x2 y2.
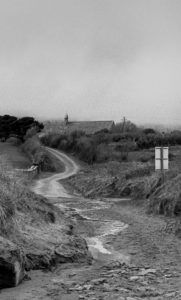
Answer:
0 144 91 286
22 135 64 172
63 146 181 236
0 157 63 269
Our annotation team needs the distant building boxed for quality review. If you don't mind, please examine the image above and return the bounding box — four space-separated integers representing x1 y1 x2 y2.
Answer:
65 120 115 135
43 115 115 135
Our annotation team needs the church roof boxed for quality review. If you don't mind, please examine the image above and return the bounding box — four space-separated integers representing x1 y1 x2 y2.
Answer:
43 120 115 135
66 120 115 134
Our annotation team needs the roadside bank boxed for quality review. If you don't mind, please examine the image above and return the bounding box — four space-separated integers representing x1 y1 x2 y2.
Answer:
0 143 91 291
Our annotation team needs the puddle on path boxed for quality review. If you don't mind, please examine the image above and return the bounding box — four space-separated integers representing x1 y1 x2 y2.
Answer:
82 215 129 262
32 149 130 263
62 203 130 263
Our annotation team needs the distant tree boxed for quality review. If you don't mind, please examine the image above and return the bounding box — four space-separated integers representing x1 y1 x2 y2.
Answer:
113 119 137 133
143 128 156 135
0 115 44 140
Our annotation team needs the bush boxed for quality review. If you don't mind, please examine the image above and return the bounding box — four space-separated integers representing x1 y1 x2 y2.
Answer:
6 137 22 146
115 141 137 152
143 128 156 135
139 153 152 163
125 163 153 179
93 132 110 144
75 136 97 164
41 132 97 164
96 144 110 162
147 174 181 216
22 136 58 171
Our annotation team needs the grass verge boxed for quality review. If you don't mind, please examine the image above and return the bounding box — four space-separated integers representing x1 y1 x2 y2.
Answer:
0 152 90 279
22 136 64 172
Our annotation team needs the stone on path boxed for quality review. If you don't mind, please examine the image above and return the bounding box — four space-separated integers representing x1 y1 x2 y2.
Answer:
0 237 25 288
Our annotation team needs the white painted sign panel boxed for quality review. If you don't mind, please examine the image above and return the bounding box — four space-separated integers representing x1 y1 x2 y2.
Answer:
155 147 161 159
163 147 168 160
155 159 161 170
155 147 169 170
163 159 169 170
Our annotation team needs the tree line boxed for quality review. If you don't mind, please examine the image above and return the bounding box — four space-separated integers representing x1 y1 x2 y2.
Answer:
0 115 44 141
41 119 181 164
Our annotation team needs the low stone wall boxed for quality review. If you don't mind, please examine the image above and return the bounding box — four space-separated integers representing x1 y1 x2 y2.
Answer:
15 165 39 179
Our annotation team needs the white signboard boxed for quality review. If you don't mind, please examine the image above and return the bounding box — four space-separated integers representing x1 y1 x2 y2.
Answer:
155 147 169 170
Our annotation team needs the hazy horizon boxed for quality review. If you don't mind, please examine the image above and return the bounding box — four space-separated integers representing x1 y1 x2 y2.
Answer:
0 0 181 125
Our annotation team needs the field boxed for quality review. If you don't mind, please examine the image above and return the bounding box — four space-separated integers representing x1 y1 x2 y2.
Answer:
0 141 31 169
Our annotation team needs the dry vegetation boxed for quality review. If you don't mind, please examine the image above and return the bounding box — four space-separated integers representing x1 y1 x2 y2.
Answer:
22 135 64 172
40 125 181 237
0 157 61 266
63 146 181 236
0 154 90 279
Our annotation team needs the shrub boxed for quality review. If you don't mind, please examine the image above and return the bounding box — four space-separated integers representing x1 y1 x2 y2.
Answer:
22 136 58 171
6 137 22 146
147 174 181 216
143 128 156 135
93 132 110 144
96 143 110 162
57 138 69 151
76 136 97 164
125 163 153 179
115 141 137 152
48 134 62 148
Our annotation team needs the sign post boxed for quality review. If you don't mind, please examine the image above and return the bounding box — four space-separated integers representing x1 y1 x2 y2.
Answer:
155 147 169 183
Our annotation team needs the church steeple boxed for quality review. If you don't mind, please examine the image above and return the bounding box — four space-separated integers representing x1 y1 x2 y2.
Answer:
64 113 69 125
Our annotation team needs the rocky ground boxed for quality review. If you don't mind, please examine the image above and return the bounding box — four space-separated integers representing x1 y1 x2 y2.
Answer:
1 195 181 300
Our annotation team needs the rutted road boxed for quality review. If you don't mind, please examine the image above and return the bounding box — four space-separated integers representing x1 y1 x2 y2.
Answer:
33 147 129 262
33 147 79 198
31 148 181 299
2 148 181 299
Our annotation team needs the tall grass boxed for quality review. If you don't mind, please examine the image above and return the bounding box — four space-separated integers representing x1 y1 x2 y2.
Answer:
147 174 181 216
0 153 60 239
0 158 16 236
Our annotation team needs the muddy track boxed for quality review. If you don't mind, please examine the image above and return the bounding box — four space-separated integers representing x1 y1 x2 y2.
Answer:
34 147 80 198
33 148 130 262
1 148 181 300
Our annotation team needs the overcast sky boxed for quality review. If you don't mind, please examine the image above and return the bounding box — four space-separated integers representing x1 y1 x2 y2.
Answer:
0 0 181 124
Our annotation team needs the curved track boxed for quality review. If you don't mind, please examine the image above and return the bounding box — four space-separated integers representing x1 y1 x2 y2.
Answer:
32 148 129 262
33 147 79 198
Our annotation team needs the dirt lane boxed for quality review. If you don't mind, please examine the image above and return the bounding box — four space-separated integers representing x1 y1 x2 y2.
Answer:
1 148 181 300
32 148 130 262
34 148 181 298
33 147 79 198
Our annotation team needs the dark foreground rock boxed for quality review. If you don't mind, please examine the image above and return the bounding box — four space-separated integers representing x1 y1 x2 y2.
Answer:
0 237 25 288
0 221 92 288
25 230 92 271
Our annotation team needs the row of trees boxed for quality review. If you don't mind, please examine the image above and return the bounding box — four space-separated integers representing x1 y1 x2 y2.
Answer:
41 118 181 164
0 115 44 141
112 120 181 149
